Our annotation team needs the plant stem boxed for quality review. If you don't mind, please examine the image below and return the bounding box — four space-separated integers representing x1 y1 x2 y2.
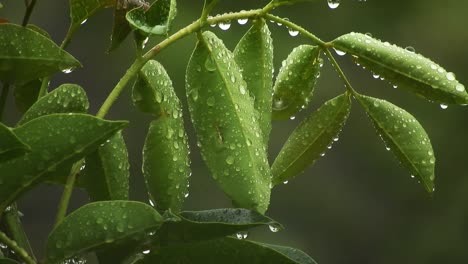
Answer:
54 161 82 228
2 204 36 261
22 0 37 26
0 231 36 264
200 0 219 24
0 83 9 121
323 48 358 95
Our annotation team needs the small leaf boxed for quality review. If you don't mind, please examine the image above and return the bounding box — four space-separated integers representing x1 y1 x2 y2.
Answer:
0 114 127 213
355 94 435 192
13 79 41 114
18 83 89 125
0 24 81 83
332 32 468 105
69 0 114 31
81 131 130 201
45 201 163 264
136 237 316 264
186 31 271 213
0 258 19 264
160 208 281 242
234 18 274 144
0 122 29 162
272 93 351 186
272 45 322 120
126 0 177 36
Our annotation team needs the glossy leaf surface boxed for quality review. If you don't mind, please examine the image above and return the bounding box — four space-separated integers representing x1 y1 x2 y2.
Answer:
81 131 130 201
136 237 316 264
13 79 41 113
234 19 274 144
272 45 322 120
356 94 435 192
0 114 127 212
333 32 468 104
272 93 351 186
18 83 89 125
0 122 29 162
186 31 271 213
126 0 177 36
0 24 81 83
160 208 281 242
45 201 163 263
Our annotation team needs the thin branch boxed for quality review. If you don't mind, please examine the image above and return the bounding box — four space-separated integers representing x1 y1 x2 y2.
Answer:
0 231 36 264
22 0 37 26
54 161 82 228
323 48 358 95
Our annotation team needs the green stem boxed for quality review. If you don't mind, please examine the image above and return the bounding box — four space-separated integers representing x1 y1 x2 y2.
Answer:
0 231 36 264
2 204 36 261
54 161 82 228
0 83 9 121
200 0 220 24
323 48 358 95
22 0 37 26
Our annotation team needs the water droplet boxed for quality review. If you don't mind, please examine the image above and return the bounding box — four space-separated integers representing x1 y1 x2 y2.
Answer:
149 198 155 207
386 147 391 151
237 18 248 25
206 97 215 106
446 72 456 81
333 137 339 142
289 116 296 120
405 46 415 53
392 85 398 89
62 68 74 74
372 73 380 79
456 84 465 92
269 225 279 233
226 156 234 165
218 21 231 30
334 48 346 56
236 231 248 239
239 85 246 95
230 75 236 83
205 55 216 72
410 175 415 179
184 193 189 198
327 0 341 9
440 104 448 110
288 28 299 37
283 180 288 185
142 249 151 254
80 19 88 25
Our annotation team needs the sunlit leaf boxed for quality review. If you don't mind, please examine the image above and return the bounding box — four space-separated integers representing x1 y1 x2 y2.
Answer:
0 24 81 83
186 31 271 213
126 0 177 36
18 83 89 125
0 122 29 162
272 45 322 120
332 32 468 105
135 237 316 264
272 93 351 186
13 79 41 114
45 201 163 263
0 114 127 213
81 131 130 201
234 19 274 144
356 94 435 193
160 208 281 242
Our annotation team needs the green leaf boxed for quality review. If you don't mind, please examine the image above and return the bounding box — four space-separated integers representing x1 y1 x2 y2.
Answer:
18 83 89 126
0 114 127 213
135 237 316 264
126 0 177 36
0 24 81 83
186 31 271 213
26 24 52 39
143 118 190 212
234 19 274 145
13 79 41 114
0 122 30 162
160 208 281 243
272 93 351 186
69 0 114 31
45 201 163 263
80 131 130 201
332 32 468 105
109 9 132 52
272 45 322 120
355 94 435 193
0 258 19 264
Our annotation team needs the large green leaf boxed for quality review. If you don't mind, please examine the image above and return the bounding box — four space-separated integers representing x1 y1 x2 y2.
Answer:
356 94 435 193
69 0 114 31
160 208 281 243
45 201 163 264
272 93 351 186
186 31 271 213
332 32 468 105
81 131 130 201
234 18 274 144
126 0 177 36
13 79 41 114
272 45 322 120
0 114 127 213
0 24 81 83
0 123 29 162
135 237 316 264
18 83 89 126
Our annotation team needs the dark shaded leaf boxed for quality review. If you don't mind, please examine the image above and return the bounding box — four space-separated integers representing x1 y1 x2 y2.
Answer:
0 24 81 83
272 93 351 186
126 0 177 36
186 31 271 213
356 94 435 193
332 32 468 105
45 201 163 264
69 0 114 31
0 258 19 264
0 122 29 162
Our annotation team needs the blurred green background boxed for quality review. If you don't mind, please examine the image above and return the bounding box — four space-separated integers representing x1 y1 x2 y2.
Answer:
1 0 468 263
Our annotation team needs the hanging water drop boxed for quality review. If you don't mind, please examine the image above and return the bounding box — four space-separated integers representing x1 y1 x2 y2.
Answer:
269 225 279 233
440 104 448 109
334 48 346 56
218 21 231 30
236 231 248 239
62 68 74 74
288 28 299 37
283 180 288 185
80 19 88 25
372 73 380 79
289 116 296 120
237 18 248 25
142 249 151 254
327 0 341 9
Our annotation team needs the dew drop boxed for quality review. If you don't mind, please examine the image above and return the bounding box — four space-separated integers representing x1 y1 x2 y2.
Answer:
283 180 288 185
333 137 339 142
142 249 151 254
237 18 248 25
372 73 380 79
392 85 398 89
288 28 299 37
226 156 234 165
327 0 341 9
289 116 296 120
218 21 231 30
62 68 74 74
205 56 216 72
236 231 248 239
440 104 448 110
410 175 415 179
405 46 415 53
80 19 88 25
239 85 246 95
456 84 465 92
446 72 456 81
334 48 346 56
269 225 279 233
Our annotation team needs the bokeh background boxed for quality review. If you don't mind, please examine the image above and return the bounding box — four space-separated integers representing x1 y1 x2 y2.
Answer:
1 0 468 263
